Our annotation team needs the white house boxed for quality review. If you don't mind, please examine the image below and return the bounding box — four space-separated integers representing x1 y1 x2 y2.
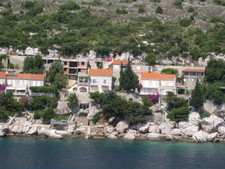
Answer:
88 69 112 93
0 72 45 96
182 68 205 91
140 72 176 96
112 60 128 78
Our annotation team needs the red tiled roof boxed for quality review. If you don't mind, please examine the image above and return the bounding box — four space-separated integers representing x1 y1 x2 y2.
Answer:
88 69 112 76
182 69 205 72
113 60 128 65
141 72 176 80
0 72 45 80
0 72 6 78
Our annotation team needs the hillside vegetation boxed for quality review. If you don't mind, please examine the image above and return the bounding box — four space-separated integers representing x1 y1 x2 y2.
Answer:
0 0 225 59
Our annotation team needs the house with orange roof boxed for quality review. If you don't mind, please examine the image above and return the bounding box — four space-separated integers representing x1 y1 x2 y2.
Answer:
0 72 45 96
182 68 205 90
140 72 176 95
88 69 113 93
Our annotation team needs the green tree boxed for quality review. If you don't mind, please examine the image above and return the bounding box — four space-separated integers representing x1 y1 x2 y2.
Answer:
205 59 225 83
23 55 43 74
67 93 78 108
144 53 156 65
156 6 163 14
161 68 178 75
164 92 188 110
119 60 139 92
141 96 153 107
43 108 55 123
167 106 190 122
190 81 204 110
46 61 64 83
54 73 67 90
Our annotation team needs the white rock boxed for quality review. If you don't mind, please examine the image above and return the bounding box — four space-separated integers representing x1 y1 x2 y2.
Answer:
86 106 99 121
27 126 38 135
148 125 159 133
11 125 23 134
208 132 218 141
139 123 150 133
182 125 199 137
147 133 163 139
188 112 201 125
192 130 209 142
201 115 224 133
108 117 115 123
170 128 182 136
218 126 225 135
107 134 117 139
111 131 119 136
67 124 76 134
116 121 129 133
56 130 71 136
158 121 175 134
48 130 63 139
123 129 136 140
105 126 114 133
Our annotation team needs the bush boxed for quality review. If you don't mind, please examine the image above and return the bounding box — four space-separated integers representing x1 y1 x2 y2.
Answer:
128 116 147 124
33 112 41 119
167 106 190 122
60 2 80 10
116 7 128 15
42 108 55 123
156 6 163 14
200 111 211 119
141 96 153 107
67 93 78 108
92 114 100 124
188 7 194 12
180 18 192 27
174 0 183 8
29 86 58 94
161 68 178 75
54 115 70 120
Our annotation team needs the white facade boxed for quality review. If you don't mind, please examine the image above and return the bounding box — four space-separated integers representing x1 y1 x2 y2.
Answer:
0 73 44 96
140 73 176 96
89 75 112 93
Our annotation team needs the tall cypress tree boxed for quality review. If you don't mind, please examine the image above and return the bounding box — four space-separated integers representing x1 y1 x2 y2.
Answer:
190 80 204 111
119 59 139 93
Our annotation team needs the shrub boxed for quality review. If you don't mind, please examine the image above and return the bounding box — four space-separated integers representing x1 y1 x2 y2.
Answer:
179 18 192 27
60 2 80 10
42 108 55 122
161 68 178 75
29 86 58 94
92 114 100 124
200 111 211 119
167 106 190 122
33 112 41 119
67 93 78 108
141 96 153 107
116 7 128 15
188 7 194 12
156 6 163 14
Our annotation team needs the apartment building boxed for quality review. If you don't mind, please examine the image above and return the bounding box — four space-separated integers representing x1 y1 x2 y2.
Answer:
140 72 176 96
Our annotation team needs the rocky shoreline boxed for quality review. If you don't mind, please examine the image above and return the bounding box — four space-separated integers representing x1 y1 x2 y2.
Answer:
1 112 225 143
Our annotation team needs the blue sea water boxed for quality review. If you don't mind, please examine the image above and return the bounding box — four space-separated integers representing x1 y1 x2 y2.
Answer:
0 136 225 169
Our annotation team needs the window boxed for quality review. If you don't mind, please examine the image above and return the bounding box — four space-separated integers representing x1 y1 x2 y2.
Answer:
103 79 107 84
81 62 85 65
93 79 96 84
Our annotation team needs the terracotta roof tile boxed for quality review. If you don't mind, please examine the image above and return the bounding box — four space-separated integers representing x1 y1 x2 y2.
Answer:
182 69 205 72
0 72 45 80
113 60 128 65
88 69 112 76
141 72 175 80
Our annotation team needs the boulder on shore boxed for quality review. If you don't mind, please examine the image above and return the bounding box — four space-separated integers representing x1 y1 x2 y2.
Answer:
192 130 209 142
124 129 136 140
116 121 129 133
201 115 224 133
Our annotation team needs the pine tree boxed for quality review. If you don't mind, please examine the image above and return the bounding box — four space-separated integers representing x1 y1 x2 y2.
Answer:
119 60 139 93
190 80 204 111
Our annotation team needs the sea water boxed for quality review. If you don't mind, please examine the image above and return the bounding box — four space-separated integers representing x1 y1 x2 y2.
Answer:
0 136 225 169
